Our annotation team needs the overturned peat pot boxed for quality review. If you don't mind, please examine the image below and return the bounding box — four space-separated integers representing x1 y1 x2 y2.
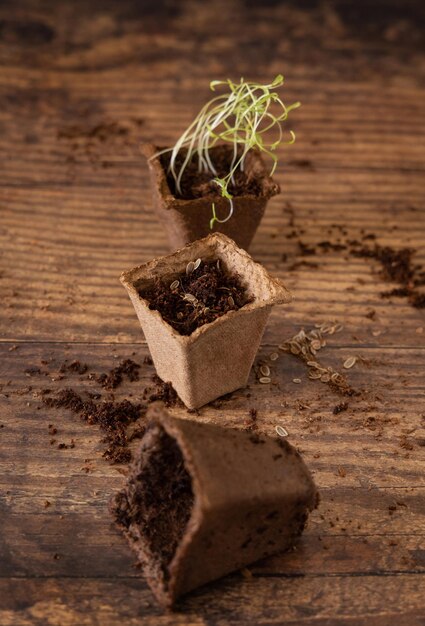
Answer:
111 405 318 607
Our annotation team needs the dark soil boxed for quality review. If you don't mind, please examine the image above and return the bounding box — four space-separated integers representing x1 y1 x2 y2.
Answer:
97 358 140 390
59 360 88 375
352 244 425 308
160 145 265 200
144 375 181 408
40 354 181 464
139 259 252 336
289 220 425 309
44 389 146 463
112 425 194 582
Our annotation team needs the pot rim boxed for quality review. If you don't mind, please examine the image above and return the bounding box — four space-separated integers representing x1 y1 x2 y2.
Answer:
120 232 292 344
141 142 280 209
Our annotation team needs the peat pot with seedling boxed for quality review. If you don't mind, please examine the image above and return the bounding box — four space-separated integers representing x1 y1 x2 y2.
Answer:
120 233 291 409
143 75 300 250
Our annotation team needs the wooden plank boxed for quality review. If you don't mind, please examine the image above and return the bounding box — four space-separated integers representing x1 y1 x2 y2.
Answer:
0 0 424 623
0 575 424 626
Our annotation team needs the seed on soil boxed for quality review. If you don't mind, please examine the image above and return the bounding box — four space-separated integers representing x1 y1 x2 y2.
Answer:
186 261 195 275
275 425 288 437
293 378 302 384
259 377 271 384
343 356 357 369
320 373 331 383
193 258 202 270
140 259 251 336
311 340 321 351
260 365 270 377
269 352 279 361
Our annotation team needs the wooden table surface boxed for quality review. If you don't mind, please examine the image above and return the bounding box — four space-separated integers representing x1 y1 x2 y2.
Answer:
1 1 424 624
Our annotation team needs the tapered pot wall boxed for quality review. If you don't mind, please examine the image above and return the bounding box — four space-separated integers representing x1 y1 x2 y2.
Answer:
142 144 280 250
120 233 291 409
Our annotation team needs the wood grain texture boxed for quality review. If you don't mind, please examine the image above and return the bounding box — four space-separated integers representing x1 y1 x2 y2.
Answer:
0 0 424 624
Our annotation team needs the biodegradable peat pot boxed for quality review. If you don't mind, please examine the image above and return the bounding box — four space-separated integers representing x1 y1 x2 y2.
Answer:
112 404 318 607
142 143 280 250
120 233 291 409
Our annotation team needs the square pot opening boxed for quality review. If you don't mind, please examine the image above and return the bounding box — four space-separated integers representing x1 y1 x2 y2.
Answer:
123 234 291 340
116 423 195 592
151 144 279 203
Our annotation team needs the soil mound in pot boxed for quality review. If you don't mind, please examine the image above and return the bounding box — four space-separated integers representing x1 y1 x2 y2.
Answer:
138 258 252 336
160 145 265 200
113 424 194 584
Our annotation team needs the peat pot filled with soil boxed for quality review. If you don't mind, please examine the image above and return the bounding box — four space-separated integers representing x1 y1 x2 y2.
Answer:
112 404 318 607
120 233 291 409
143 143 280 250
141 76 300 250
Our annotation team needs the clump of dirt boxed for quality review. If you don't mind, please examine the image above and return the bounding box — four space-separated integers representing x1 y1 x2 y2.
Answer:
139 258 252 336
39 358 181 464
97 358 141 390
161 145 265 200
283 216 425 309
59 360 88 375
43 388 146 463
144 375 181 408
352 244 425 309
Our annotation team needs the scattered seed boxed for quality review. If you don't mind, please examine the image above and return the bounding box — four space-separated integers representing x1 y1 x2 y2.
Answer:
290 344 301 355
311 339 321 351
307 360 319 368
260 365 270 377
269 352 279 361
184 293 197 303
334 323 343 332
259 377 271 384
228 295 235 307
275 425 288 437
193 258 202 270
216 259 220 270
309 371 322 380
170 280 179 291
320 373 331 383
372 330 382 337
293 378 302 384
343 356 357 369
186 261 195 275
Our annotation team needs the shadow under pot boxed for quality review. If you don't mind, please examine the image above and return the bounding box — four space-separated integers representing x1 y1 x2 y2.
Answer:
120 233 291 409
112 404 318 608
142 143 280 251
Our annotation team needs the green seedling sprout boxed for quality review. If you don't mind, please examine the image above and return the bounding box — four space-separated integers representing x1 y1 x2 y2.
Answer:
155 76 300 229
